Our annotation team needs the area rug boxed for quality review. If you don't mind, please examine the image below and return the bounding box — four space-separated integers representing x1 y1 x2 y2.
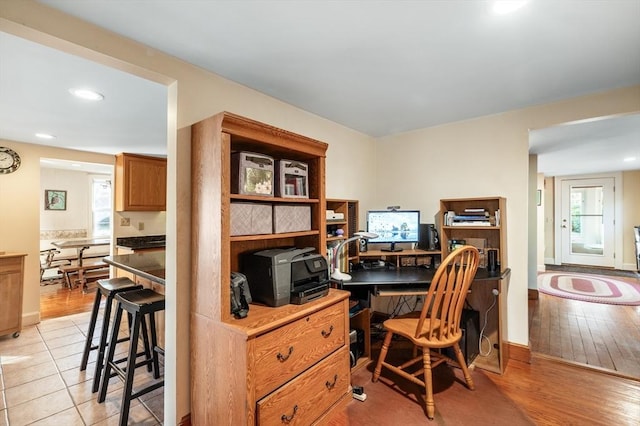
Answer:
537 272 640 305
343 356 534 425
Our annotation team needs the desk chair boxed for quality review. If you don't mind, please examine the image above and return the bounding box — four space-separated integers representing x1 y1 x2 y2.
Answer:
372 245 480 420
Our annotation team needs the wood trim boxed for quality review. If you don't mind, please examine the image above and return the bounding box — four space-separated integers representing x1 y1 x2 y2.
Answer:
533 352 640 382
507 342 531 364
528 288 539 300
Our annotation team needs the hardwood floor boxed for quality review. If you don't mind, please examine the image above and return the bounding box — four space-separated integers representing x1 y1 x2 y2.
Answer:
529 273 640 378
39 280 98 320
486 354 640 426
329 343 640 425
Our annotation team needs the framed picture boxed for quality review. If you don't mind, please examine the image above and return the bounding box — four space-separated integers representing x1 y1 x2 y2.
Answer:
45 189 67 210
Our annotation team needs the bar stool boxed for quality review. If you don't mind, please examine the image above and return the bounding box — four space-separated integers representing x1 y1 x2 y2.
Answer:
98 288 165 426
80 277 144 393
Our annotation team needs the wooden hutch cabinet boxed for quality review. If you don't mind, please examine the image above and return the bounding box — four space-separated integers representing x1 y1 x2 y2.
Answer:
191 112 351 425
115 153 167 211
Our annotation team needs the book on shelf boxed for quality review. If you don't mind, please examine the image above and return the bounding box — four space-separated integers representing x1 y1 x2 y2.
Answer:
451 221 492 226
464 208 486 213
453 214 489 221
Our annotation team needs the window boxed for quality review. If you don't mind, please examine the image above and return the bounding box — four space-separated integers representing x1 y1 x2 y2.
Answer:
92 177 112 237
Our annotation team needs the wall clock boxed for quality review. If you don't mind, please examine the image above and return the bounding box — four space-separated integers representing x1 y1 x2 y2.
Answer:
0 147 21 174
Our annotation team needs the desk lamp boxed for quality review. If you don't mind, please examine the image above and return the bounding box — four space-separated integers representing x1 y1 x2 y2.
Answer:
331 231 378 281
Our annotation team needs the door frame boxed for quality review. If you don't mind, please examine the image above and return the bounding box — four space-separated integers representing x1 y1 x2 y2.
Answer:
553 172 623 269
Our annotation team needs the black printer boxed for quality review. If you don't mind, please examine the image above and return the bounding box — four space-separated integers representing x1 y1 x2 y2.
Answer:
243 247 330 307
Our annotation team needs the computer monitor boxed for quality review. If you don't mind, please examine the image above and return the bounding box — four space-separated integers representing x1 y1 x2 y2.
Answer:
366 210 420 252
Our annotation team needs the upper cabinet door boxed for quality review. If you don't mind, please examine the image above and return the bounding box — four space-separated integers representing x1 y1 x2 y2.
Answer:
115 153 167 211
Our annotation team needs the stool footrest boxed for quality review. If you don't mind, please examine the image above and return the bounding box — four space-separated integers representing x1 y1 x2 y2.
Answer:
107 358 155 382
130 380 165 401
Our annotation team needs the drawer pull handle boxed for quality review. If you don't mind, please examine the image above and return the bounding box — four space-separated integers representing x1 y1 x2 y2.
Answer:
277 346 294 362
325 374 338 389
281 405 298 423
321 325 334 338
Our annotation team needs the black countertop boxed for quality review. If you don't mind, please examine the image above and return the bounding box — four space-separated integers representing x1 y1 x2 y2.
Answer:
116 235 166 250
104 251 165 285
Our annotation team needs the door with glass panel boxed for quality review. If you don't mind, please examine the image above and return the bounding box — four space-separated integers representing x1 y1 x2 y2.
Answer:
560 177 614 267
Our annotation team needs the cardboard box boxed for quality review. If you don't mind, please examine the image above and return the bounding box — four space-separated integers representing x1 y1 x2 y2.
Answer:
273 205 311 233
231 152 274 196
230 203 272 236
276 159 309 198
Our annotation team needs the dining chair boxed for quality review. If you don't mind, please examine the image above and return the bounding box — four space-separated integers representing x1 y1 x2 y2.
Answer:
39 248 70 285
372 245 480 420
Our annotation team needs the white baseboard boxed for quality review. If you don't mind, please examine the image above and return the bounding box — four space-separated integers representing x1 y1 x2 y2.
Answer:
22 311 40 327
544 257 556 265
622 263 638 272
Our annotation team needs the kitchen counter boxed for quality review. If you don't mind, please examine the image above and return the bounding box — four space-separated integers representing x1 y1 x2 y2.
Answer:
116 235 166 250
103 251 165 285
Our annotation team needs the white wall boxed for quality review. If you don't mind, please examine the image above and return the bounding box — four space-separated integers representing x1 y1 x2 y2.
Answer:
373 89 640 346
40 168 91 233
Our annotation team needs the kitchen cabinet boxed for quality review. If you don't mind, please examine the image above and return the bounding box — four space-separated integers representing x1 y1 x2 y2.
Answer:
115 153 167 211
191 112 351 425
0 253 27 338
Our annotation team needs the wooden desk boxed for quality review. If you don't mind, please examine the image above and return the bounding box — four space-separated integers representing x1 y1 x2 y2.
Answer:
52 238 110 266
335 266 512 374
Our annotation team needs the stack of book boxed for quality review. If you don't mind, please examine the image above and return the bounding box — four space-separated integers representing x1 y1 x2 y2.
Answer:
445 208 492 226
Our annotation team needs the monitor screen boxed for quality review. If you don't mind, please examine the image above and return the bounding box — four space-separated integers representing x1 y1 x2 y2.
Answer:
366 210 420 252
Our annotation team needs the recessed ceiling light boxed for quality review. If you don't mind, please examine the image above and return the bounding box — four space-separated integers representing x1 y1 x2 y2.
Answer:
35 133 56 139
492 1 528 15
623 157 636 162
69 88 104 101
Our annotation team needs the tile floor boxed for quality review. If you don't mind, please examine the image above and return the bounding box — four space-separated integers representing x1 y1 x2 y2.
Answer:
0 310 164 425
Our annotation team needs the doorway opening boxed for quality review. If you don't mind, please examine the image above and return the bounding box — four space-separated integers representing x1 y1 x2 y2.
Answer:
39 159 114 319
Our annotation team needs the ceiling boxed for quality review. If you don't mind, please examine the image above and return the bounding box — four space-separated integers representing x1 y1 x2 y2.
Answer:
1 0 639 176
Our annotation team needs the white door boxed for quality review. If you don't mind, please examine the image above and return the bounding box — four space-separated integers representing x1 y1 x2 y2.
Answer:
560 177 615 267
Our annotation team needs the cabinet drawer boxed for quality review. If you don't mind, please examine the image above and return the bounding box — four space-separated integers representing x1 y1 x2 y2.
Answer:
257 346 349 426
254 302 345 398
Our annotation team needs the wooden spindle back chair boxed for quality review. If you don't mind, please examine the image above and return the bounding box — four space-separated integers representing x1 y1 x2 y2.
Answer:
372 245 480 420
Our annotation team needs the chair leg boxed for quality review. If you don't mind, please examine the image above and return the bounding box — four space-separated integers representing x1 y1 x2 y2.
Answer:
139 315 153 373
372 331 394 382
119 311 142 426
80 288 102 371
148 313 161 379
452 342 475 390
98 303 123 403
422 349 435 420
92 295 115 393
